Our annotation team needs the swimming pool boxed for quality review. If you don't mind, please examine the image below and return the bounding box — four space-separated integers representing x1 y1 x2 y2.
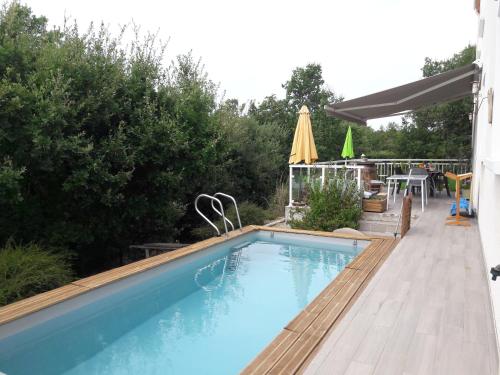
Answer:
0 229 368 375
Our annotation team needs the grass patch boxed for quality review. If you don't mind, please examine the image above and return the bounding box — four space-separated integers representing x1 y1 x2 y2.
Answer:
0 241 73 306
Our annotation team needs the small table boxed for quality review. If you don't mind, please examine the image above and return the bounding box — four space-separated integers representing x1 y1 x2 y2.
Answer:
386 174 429 212
129 243 187 258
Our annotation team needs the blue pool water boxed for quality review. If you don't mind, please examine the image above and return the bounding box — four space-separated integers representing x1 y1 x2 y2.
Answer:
0 232 364 375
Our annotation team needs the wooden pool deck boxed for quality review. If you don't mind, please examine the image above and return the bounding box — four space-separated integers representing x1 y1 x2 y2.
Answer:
0 226 255 326
303 197 499 375
0 225 378 327
1 199 497 374
242 235 398 374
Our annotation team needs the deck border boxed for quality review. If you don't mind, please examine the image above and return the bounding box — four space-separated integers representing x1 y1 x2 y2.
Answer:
0 225 396 375
0 226 255 326
242 229 398 375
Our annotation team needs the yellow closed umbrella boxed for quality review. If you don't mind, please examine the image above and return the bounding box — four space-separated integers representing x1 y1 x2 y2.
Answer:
289 105 318 164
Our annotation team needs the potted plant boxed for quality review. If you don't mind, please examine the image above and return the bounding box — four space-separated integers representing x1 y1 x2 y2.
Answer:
362 193 387 213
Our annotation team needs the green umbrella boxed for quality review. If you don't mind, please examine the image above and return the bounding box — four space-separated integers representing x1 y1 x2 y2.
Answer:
341 126 355 160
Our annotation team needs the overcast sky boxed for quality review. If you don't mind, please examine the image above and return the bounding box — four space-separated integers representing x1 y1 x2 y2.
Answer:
25 0 477 127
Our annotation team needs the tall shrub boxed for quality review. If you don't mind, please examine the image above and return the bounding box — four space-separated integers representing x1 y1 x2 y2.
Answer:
0 3 219 273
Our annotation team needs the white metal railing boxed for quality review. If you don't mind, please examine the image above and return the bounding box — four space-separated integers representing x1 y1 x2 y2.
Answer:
317 159 470 180
195 193 242 236
195 194 228 236
289 158 470 207
211 192 242 231
288 164 364 206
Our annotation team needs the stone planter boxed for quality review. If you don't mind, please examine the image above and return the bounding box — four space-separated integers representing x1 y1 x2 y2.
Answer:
285 205 309 222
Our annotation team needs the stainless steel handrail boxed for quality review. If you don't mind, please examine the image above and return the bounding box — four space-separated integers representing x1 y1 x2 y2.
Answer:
211 198 235 232
194 194 228 236
213 192 242 230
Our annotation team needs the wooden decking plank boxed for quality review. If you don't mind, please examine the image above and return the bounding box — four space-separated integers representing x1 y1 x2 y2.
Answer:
347 239 384 270
305 267 357 314
244 237 398 375
285 311 320 334
267 331 321 374
0 284 89 325
0 227 399 375
287 268 358 333
270 271 370 374
0 226 256 323
292 240 396 372
254 225 373 241
72 227 257 288
240 329 300 375
297 239 399 374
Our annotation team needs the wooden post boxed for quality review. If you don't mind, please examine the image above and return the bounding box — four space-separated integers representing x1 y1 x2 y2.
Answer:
401 193 413 238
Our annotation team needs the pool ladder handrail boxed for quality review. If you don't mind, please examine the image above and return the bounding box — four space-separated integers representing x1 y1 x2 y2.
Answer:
210 192 242 232
195 194 229 237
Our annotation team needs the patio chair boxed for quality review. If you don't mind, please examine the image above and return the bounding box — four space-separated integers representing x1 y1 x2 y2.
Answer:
404 167 430 196
430 171 450 197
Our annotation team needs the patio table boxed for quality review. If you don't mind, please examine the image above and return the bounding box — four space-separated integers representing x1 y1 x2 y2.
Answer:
386 174 429 212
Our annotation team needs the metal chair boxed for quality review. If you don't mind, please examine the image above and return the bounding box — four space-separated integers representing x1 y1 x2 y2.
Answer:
405 168 430 195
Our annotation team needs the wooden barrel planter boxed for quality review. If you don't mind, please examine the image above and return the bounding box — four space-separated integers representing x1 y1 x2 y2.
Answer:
362 193 387 213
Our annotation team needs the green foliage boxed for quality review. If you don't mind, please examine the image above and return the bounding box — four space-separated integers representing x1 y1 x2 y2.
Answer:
0 158 24 205
0 241 73 306
250 63 346 162
291 177 363 232
214 101 290 204
283 64 338 113
190 202 272 240
232 201 272 226
398 45 476 159
267 180 288 219
0 3 218 272
0 2 477 282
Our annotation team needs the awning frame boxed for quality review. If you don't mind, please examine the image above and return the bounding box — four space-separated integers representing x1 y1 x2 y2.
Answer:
325 64 480 125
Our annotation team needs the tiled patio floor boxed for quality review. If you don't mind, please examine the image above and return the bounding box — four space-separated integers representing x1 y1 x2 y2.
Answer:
303 197 499 375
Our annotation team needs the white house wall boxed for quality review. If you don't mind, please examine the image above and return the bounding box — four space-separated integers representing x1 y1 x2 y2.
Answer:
473 0 500 355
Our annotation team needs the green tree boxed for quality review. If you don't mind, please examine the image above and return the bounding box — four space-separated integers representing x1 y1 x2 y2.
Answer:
0 3 219 273
401 45 475 159
215 99 290 203
283 63 338 113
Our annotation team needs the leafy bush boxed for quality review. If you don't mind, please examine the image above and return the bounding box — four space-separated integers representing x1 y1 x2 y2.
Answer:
191 201 271 239
0 3 474 276
0 242 73 306
290 176 363 231
214 103 291 204
0 3 219 272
